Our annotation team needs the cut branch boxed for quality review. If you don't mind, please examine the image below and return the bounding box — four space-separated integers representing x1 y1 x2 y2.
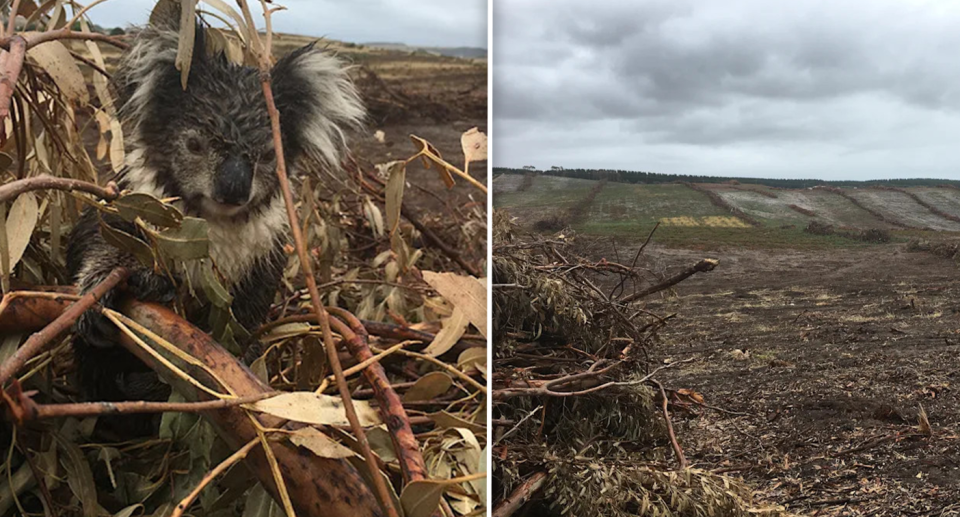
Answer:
493 471 547 517
0 267 128 387
619 259 719 304
327 308 428 484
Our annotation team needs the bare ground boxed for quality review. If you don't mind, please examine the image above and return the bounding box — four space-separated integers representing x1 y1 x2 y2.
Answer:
638 244 960 516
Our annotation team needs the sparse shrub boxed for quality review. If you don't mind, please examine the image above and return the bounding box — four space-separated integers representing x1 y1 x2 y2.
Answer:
858 228 891 243
788 204 817 217
519 172 535 192
534 215 566 232
804 221 834 236
804 221 889 243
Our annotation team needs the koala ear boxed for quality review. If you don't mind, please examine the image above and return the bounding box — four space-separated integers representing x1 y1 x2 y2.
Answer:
114 19 211 137
271 43 365 169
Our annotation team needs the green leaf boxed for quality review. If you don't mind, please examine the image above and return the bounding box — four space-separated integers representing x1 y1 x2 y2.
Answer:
200 259 233 308
53 433 99 517
99 215 155 268
113 192 183 228
156 216 209 260
242 484 284 517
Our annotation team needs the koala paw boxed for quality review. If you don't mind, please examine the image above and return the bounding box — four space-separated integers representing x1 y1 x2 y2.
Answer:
75 270 177 348
126 270 177 305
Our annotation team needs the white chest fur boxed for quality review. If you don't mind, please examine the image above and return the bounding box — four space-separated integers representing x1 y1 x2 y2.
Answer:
121 151 287 290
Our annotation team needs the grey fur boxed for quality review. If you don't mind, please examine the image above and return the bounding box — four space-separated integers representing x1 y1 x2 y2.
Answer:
66 21 365 431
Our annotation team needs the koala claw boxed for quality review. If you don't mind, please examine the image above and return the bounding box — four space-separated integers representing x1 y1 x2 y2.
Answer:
74 271 177 348
75 305 121 348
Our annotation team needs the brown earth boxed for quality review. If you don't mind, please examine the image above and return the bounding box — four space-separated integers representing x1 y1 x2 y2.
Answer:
625 244 960 516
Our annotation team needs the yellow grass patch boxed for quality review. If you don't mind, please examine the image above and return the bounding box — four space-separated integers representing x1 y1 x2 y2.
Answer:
660 216 700 227
701 216 750 228
659 216 749 227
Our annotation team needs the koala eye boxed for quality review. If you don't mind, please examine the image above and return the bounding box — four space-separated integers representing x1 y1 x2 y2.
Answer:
186 137 204 154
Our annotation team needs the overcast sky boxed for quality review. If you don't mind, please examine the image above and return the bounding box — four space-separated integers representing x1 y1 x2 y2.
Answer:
493 0 960 180
88 0 487 49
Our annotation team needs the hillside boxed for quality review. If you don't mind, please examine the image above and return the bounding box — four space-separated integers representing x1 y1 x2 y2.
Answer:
494 173 960 248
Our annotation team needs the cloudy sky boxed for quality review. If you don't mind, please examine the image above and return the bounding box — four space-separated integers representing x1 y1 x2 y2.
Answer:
493 0 960 180
87 0 487 48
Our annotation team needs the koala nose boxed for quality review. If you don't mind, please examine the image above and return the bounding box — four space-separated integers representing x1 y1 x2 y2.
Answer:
213 156 253 206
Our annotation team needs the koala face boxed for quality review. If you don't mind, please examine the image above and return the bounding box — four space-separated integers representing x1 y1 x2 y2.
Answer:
137 53 280 221
115 24 365 223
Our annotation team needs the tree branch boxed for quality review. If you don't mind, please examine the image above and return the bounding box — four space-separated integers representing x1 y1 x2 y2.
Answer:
0 175 119 204
0 267 128 387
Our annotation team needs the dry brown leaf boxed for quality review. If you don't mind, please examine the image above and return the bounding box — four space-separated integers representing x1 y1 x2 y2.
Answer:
422 271 487 338
26 39 89 103
421 307 469 357
289 427 356 459
457 347 486 376
109 118 125 172
429 410 485 434
400 479 446 517
201 0 250 41
382 160 406 235
175 0 197 89
460 127 487 166
5 192 39 272
409 134 455 188
402 372 453 402
248 392 381 427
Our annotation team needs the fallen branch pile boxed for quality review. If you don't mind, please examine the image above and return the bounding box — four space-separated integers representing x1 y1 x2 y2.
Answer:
491 212 777 516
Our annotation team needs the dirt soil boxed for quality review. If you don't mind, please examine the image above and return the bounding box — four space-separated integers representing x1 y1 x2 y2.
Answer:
636 244 960 516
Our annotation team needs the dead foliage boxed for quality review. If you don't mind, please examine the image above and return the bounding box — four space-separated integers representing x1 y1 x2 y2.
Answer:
787 203 816 217
804 221 891 243
0 1 487 516
491 212 783 516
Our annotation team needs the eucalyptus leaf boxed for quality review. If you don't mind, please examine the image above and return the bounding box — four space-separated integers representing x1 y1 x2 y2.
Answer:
156 216 209 260
99 216 155 268
113 192 183 228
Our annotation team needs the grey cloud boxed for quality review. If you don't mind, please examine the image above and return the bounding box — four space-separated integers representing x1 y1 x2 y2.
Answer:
493 0 960 179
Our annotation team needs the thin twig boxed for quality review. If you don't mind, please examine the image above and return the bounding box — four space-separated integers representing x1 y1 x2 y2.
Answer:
171 437 261 517
11 392 277 422
5 0 22 36
493 405 541 446
0 267 128 387
653 379 687 469
242 0 397 512
0 175 119 204
492 471 547 517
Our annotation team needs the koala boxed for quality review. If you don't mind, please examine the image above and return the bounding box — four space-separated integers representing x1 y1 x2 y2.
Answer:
65 19 364 428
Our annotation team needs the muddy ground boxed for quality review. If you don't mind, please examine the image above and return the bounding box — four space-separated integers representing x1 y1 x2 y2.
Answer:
631 244 960 516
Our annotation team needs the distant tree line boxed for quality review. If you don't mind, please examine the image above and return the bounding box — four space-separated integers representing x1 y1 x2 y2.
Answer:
494 167 960 189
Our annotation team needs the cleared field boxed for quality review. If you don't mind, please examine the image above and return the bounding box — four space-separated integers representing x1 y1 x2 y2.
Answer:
847 189 960 231
494 175 599 222
495 175 960 248
910 187 960 218
709 187 814 227
492 173 527 194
